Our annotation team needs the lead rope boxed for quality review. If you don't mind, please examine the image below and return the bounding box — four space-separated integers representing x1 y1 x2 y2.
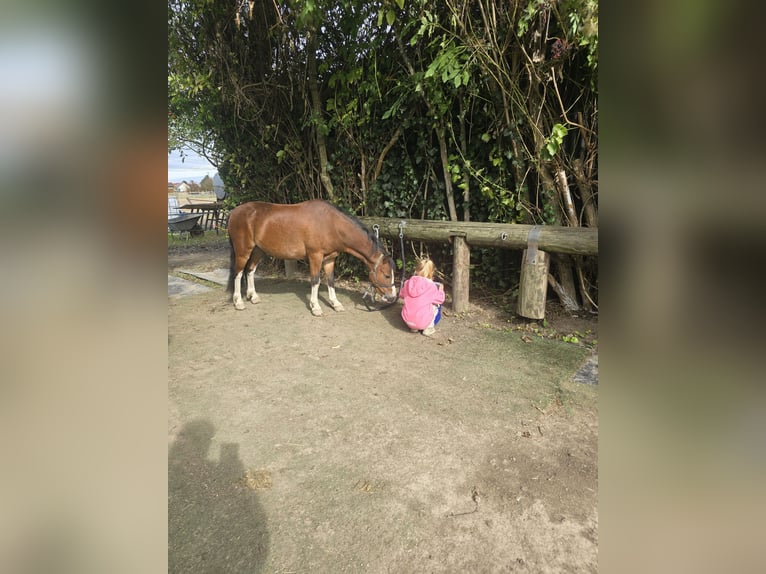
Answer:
397 221 406 293
362 221 406 312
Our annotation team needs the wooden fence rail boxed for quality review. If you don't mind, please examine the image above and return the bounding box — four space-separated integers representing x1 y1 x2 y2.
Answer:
357 217 598 313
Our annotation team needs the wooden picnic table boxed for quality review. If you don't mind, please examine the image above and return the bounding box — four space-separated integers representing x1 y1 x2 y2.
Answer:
181 201 229 233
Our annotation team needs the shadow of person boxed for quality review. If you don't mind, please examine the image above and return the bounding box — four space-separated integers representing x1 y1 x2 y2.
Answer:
351 292 419 333
372 300 412 332
169 420 269 573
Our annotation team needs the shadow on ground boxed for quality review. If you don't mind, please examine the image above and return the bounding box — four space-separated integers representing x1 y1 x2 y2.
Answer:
168 419 270 573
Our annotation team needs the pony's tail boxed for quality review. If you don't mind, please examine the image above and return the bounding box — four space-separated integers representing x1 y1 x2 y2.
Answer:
226 234 236 293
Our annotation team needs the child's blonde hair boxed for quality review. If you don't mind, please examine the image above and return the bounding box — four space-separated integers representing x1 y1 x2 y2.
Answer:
414 257 435 280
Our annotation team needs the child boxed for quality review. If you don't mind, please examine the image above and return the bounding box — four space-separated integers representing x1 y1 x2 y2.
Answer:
400 258 445 337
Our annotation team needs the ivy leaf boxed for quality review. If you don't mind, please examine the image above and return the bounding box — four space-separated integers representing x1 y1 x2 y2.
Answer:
386 9 395 26
545 143 556 157
551 123 568 140
395 0 405 9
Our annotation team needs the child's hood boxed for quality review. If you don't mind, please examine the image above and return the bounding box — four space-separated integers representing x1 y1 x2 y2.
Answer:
404 275 434 296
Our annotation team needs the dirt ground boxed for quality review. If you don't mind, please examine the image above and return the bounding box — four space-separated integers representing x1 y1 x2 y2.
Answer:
168 244 598 573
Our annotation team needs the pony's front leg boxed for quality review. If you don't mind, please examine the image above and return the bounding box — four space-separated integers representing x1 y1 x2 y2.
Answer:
309 276 323 316
323 259 345 312
245 267 261 304
308 254 324 316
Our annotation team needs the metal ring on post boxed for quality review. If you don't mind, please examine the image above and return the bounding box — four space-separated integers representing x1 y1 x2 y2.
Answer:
500 232 508 241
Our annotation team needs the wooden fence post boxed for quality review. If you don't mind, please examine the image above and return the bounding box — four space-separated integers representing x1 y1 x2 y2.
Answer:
452 234 470 313
285 260 298 279
517 249 550 319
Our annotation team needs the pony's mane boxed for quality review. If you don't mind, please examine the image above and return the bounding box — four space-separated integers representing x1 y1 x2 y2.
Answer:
325 201 391 257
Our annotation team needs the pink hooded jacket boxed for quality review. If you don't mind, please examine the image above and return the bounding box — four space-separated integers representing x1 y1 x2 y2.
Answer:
400 275 445 330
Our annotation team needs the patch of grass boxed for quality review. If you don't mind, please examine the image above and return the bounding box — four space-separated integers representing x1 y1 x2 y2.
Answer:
168 230 231 250
505 322 597 351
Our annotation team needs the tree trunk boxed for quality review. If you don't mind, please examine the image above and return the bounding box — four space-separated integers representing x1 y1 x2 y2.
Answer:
459 98 470 222
573 158 598 228
549 255 579 311
394 30 457 222
437 122 459 222
555 162 596 312
555 166 578 228
307 31 335 201
359 150 367 214
373 127 401 183
509 134 531 223
547 272 580 312
539 162 580 311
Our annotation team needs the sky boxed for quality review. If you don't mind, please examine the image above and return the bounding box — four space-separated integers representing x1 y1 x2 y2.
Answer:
167 147 218 183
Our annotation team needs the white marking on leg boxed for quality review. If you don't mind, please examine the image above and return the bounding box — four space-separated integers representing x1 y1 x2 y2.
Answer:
246 269 260 303
328 286 345 312
233 271 245 310
310 282 322 316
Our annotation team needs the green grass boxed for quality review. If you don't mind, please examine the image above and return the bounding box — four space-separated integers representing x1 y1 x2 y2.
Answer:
167 230 231 249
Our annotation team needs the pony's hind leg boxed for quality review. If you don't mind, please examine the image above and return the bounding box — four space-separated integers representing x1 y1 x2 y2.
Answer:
232 256 248 310
232 247 262 310
323 259 345 312
245 248 264 304
231 245 250 310
233 270 246 310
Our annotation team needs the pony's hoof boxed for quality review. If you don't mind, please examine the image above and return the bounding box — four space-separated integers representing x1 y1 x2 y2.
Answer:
311 306 323 317
331 302 345 312
250 295 261 304
234 301 246 311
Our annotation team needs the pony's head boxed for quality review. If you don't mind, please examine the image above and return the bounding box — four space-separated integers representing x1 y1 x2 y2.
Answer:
369 253 397 303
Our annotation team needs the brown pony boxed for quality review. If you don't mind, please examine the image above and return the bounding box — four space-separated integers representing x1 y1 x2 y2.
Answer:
227 199 397 316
